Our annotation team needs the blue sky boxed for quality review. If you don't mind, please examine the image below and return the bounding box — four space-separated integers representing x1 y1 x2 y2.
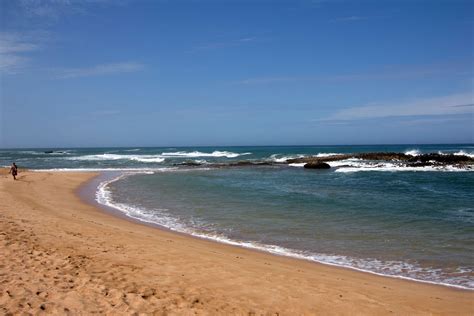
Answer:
0 0 473 148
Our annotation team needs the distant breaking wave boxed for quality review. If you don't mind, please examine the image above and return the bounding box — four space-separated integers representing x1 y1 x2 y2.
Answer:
161 151 251 158
67 154 165 163
269 154 306 163
404 149 421 156
405 149 474 158
453 150 474 158
66 151 251 162
270 153 340 163
315 152 342 157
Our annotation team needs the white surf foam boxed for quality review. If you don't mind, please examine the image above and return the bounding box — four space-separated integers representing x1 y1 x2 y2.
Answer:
409 150 474 158
95 173 187 231
59 151 251 162
327 158 363 168
288 163 306 167
271 153 341 163
130 157 165 163
436 150 474 158
315 152 342 157
404 149 421 156
67 154 165 163
453 150 474 158
270 154 306 163
161 151 251 158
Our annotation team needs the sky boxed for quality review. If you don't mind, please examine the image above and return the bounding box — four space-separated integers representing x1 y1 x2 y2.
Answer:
0 0 473 148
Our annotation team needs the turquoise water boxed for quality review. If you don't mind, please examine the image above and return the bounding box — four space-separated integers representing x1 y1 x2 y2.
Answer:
1 144 473 288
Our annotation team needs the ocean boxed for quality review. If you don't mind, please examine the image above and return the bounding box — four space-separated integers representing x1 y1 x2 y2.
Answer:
1 144 473 289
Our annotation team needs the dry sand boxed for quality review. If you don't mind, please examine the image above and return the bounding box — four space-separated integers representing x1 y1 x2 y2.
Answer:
0 170 472 315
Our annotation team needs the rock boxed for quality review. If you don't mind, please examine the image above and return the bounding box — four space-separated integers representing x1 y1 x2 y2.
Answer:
287 155 350 164
216 161 273 167
287 152 474 166
175 161 203 166
44 150 54 154
304 162 331 169
355 152 410 161
232 161 273 166
407 162 434 167
407 153 473 164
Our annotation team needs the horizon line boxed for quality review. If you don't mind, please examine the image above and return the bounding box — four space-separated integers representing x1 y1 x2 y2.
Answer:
1 142 473 150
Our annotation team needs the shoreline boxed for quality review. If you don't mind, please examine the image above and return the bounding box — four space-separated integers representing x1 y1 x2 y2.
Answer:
85 170 473 291
1 170 473 314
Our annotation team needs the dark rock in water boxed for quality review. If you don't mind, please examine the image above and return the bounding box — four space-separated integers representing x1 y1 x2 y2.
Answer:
355 152 410 161
44 150 54 154
304 162 331 169
287 152 474 167
407 161 435 167
408 153 473 164
170 151 473 171
226 161 273 167
287 155 348 164
175 161 203 166
287 152 411 164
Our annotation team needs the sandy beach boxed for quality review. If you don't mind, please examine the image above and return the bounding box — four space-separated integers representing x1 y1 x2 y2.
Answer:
0 170 472 315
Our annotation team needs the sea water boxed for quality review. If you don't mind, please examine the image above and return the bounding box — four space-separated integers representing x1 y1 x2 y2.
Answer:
1 144 473 289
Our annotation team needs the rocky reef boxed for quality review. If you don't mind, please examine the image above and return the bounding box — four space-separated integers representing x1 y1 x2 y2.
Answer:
173 152 474 171
288 152 473 169
286 152 474 165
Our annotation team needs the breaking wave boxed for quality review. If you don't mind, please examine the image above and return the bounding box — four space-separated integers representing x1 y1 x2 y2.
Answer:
270 153 343 163
269 154 305 163
453 150 474 158
67 154 165 163
315 152 342 157
405 149 421 156
161 151 251 158
65 151 250 162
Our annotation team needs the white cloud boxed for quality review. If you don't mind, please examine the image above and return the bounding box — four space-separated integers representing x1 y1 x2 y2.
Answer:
0 32 41 74
19 0 82 18
0 34 39 54
17 0 128 19
0 33 143 77
237 63 471 85
55 62 145 79
322 92 474 121
0 55 30 73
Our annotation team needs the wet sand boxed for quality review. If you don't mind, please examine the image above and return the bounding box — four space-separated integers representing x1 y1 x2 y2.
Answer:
0 170 472 315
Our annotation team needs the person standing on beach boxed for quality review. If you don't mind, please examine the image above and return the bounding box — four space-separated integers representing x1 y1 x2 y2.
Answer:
9 163 18 180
